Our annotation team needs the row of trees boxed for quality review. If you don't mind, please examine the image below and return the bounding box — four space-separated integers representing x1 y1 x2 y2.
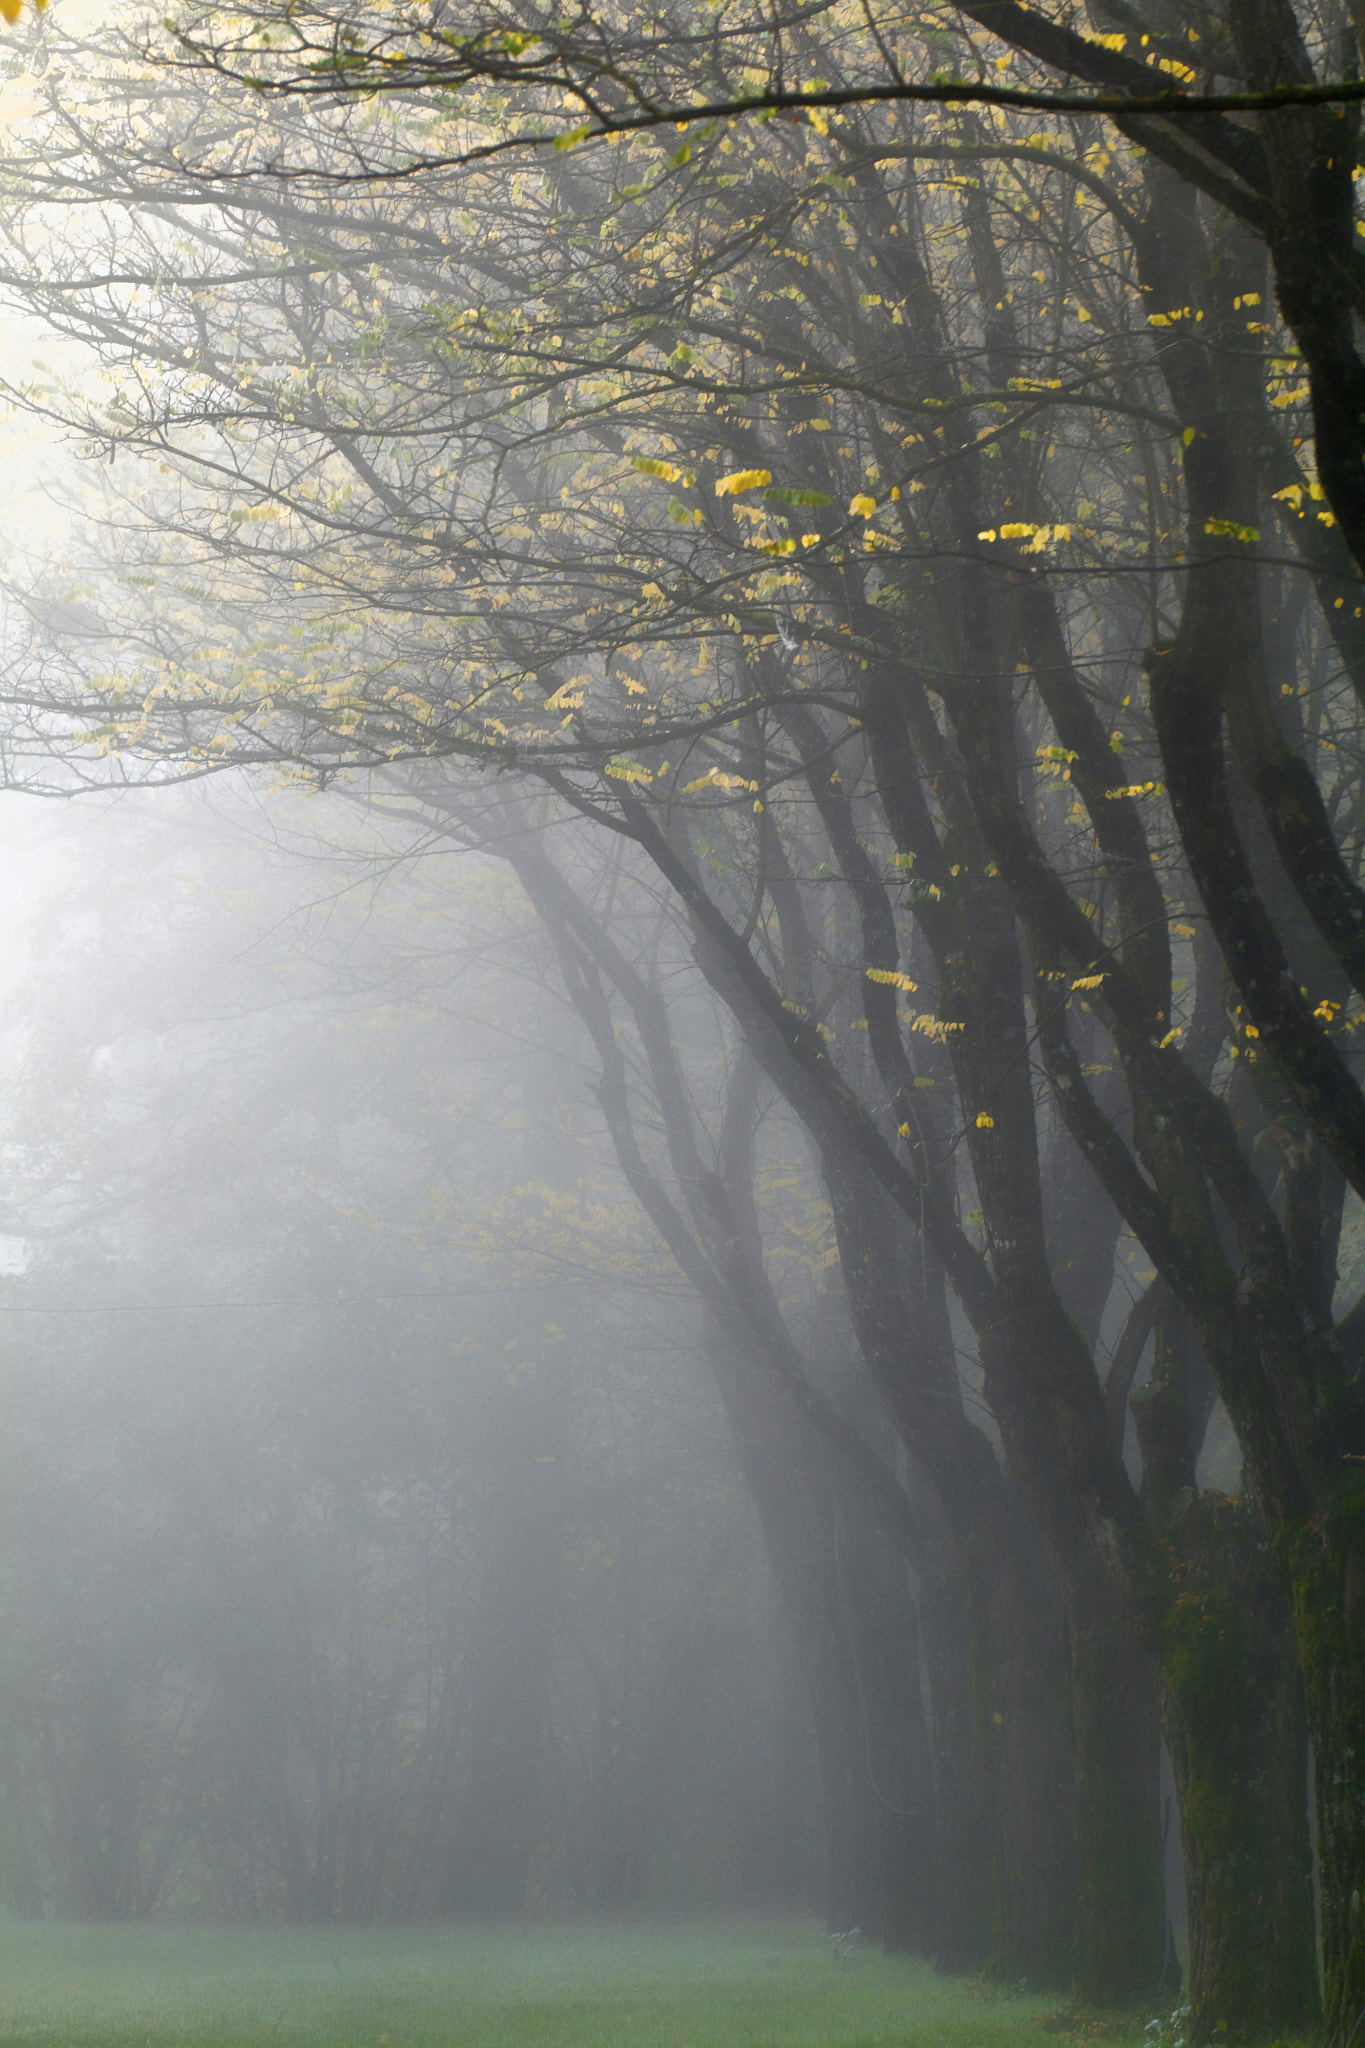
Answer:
0 0 1361 2038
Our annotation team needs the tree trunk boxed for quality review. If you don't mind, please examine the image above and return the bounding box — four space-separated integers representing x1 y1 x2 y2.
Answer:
919 1559 995 1973
1070 1590 1166 2005
1285 1482 1365 2048
988 1542 1078 1990
812 1142 1078 1982
704 1319 939 1952
831 1481 939 1954
809 1650 884 1941
1160 1494 1321 2042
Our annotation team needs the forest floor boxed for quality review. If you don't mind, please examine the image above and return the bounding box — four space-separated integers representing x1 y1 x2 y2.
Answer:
0 1917 1173 2048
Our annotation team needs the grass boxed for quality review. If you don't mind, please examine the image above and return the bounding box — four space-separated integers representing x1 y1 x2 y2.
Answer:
0 1916 1135 2048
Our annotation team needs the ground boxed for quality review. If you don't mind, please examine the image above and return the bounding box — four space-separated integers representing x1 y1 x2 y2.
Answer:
0 1918 1151 2048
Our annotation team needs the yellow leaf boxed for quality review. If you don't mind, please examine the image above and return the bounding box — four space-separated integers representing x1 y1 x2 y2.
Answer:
683 767 758 793
849 493 877 518
716 469 772 497
975 1112 995 1129
865 967 919 992
545 677 589 709
1203 517 1260 543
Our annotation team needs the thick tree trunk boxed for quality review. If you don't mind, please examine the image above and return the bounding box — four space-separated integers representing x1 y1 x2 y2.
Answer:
1286 1483 1365 2048
809 1651 884 1941
704 1319 939 1952
989 1549 1077 1989
918 1530 1076 1986
812 1144 1078 1982
779 1514 936 1952
919 1561 995 1973
831 1491 939 1953
1070 1592 1165 2005
1159 1495 1321 2042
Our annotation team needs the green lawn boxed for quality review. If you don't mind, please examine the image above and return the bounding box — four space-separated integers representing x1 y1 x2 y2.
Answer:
0 1918 1131 2048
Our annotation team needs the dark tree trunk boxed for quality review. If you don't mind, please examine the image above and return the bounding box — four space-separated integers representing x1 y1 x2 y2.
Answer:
704 1319 939 1953
810 1652 884 1941
812 1135 1079 1985
919 1559 995 1973
1159 1494 1321 2041
1285 1493 1365 2048
987 1543 1078 1989
830 1476 939 1953
1069 1592 1165 2004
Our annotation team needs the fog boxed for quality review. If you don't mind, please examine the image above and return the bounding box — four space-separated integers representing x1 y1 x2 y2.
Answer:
0 3 1360 2044
0 787 832 1922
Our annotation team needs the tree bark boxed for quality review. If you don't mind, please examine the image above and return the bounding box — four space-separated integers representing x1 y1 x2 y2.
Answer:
1159 1494 1321 2041
1285 1487 1365 2048
1070 1596 1165 2006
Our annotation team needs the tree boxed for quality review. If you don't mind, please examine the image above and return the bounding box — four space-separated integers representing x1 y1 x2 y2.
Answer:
0 0 1361 2032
